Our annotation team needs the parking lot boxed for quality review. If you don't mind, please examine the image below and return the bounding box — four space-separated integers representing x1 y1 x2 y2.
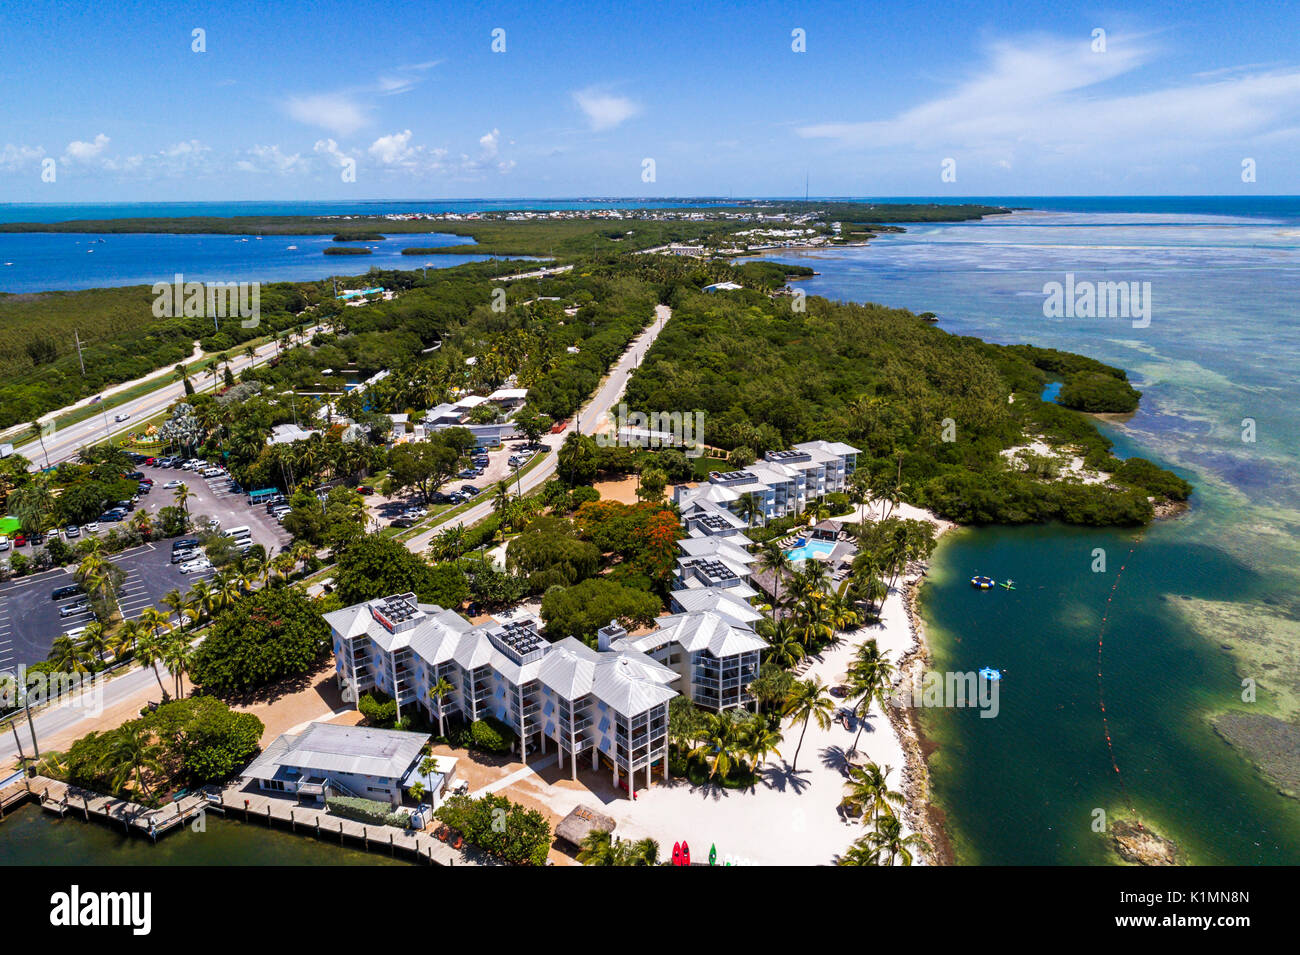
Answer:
0 541 225 668
0 461 289 670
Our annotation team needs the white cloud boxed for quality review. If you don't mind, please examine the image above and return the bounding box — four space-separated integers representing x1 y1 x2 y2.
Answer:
64 133 110 162
796 34 1300 159
237 144 303 175
285 93 368 135
313 138 354 168
573 88 641 131
479 128 501 157
0 143 45 171
369 129 416 165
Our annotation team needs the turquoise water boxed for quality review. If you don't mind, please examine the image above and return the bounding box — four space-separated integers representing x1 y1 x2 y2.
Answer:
786 539 835 562
768 201 1300 864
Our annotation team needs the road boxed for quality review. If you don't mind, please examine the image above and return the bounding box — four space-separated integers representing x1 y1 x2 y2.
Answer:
404 303 671 553
0 305 671 767
13 325 322 470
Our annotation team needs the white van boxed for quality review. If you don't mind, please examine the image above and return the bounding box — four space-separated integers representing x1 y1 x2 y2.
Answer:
64 626 88 639
202 467 225 479
0 536 9 551
221 526 252 539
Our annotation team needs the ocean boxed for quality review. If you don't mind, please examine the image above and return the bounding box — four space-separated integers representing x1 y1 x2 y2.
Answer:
765 197 1300 864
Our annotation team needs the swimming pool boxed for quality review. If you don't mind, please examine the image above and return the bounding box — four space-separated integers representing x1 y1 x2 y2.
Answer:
784 538 835 562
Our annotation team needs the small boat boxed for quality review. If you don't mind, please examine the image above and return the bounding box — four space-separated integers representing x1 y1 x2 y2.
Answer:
286 245 298 250
681 841 691 866
1001 579 1016 590
970 575 996 589
672 842 682 866
979 667 1002 681
709 844 717 866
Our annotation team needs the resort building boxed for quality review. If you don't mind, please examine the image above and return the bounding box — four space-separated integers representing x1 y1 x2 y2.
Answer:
673 440 860 526
241 722 431 807
326 592 769 789
607 609 766 712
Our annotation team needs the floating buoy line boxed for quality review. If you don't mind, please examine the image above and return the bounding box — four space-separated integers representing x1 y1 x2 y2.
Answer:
1098 534 1145 832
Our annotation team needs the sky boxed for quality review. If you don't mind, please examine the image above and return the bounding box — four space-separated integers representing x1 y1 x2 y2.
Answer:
2 0 1299 201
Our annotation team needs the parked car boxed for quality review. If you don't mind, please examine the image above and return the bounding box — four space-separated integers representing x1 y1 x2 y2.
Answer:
163 480 184 489
64 525 81 538
59 599 91 618
29 533 44 545
172 538 199 551
389 517 415 529
13 534 27 547
144 457 157 466
357 485 374 495
138 477 154 486
83 522 100 533
179 558 211 574
460 485 479 496
125 471 144 481
0 537 9 552
51 585 82 601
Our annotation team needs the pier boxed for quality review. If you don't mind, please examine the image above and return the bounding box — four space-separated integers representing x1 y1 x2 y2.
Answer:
0 775 487 865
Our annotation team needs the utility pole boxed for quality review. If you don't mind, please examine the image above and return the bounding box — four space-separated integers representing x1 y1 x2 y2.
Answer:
73 330 86 376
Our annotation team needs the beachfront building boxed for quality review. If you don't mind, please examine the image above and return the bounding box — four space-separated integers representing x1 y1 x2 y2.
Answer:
327 596 681 790
673 440 859 526
606 608 766 712
240 722 431 807
326 593 768 787
537 633 677 795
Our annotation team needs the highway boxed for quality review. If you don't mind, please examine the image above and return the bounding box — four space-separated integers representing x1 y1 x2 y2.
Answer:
11 325 321 470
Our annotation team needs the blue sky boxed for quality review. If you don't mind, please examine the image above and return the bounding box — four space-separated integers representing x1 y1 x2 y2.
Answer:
2 0 1298 200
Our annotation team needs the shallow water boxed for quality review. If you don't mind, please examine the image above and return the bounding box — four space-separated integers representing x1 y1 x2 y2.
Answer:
769 201 1300 864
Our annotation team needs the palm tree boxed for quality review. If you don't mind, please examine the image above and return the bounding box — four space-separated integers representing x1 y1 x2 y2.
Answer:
842 762 904 825
162 632 190 699
428 677 455 739
783 677 834 772
735 491 762 529
172 482 191 516
47 634 90 674
160 589 187 633
756 539 793 612
738 713 783 772
756 617 804 669
622 838 660 866
136 609 173 698
79 621 108 665
847 639 895 753
107 722 165 799
28 419 51 469
577 830 619 866
837 835 882 866
687 711 744 782
865 813 928 866
110 620 143 663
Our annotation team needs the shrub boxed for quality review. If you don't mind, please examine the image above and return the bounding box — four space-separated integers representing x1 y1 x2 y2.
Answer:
327 795 407 828
466 716 516 754
359 691 398 728
433 793 551 865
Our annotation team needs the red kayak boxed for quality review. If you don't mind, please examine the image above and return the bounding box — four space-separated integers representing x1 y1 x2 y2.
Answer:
672 842 681 866
681 841 691 866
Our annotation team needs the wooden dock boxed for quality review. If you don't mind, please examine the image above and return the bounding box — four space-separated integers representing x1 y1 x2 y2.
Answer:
0 774 487 866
